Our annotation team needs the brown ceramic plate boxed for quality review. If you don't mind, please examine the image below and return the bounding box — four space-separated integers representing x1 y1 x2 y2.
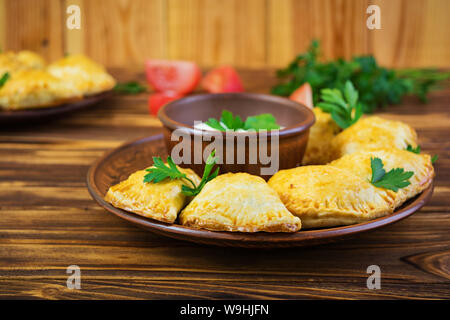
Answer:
87 134 434 248
0 90 113 125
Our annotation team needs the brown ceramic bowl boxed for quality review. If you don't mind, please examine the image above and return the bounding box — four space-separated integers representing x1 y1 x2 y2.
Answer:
158 93 315 178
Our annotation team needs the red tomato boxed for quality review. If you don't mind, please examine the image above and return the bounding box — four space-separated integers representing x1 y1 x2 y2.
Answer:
145 60 201 94
289 83 313 109
202 66 244 93
148 92 184 116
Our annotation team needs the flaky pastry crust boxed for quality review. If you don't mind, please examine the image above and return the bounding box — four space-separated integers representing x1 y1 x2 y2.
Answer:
180 173 301 232
268 166 397 228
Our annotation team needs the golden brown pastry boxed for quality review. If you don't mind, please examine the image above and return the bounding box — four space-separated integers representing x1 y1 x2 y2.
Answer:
0 69 81 110
0 52 17 75
329 148 434 208
47 54 115 96
15 51 46 70
105 166 201 224
0 50 45 75
302 108 341 165
332 116 418 159
268 166 396 228
179 173 301 232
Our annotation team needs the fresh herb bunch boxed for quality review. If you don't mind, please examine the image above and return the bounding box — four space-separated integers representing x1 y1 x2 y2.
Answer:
406 144 438 164
272 40 450 113
317 80 362 129
0 72 10 88
144 150 219 196
369 157 414 192
205 110 280 131
114 81 147 94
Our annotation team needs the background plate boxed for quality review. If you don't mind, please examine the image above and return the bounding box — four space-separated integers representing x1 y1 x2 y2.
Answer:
87 134 434 248
0 90 113 125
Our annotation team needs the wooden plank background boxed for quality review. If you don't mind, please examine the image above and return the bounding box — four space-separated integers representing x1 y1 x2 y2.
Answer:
0 0 449 69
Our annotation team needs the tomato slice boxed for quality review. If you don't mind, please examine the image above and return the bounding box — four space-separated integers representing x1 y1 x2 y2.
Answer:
148 92 184 116
289 82 313 109
145 60 201 94
202 66 244 93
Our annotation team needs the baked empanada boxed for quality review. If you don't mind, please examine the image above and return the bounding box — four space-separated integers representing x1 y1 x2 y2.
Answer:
47 54 115 96
105 166 201 223
0 69 81 110
330 148 434 208
268 166 396 228
15 51 46 70
179 173 301 232
302 108 341 165
0 50 45 75
332 116 418 158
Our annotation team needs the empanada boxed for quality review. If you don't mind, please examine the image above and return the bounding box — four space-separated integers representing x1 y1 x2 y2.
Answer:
268 166 396 228
15 51 46 70
302 108 341 165
332 116 418 158
0 69 81 110
47 54 115 96
179 173 301 232
105 166 201 223
0 50 45 75
330 148 434 208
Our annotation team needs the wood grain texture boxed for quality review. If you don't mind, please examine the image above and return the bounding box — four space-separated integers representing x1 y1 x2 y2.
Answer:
167 0 266 68
1 0 450 68
80 0 167 67
0 68 449 299
2 0 63 62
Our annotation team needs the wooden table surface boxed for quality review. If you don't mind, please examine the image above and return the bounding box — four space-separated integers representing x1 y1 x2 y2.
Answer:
0 69 449 299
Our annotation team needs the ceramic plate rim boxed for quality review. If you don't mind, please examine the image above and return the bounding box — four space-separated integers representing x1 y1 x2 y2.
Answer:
0 90 113 124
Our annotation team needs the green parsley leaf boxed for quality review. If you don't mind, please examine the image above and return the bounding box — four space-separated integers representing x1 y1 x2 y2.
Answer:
205 110 281 131
220 110 244 130
369 157 414 192
405 144 438 164
317 80 363 129
205 118 227 131
143 151 219 196
431 155 438 164
370 157 385 183
244 113 280 130
272 40 450 113
114 81 147 94
0 72 10 88
406 144 421 154
182 150 220 196
144 156 189 184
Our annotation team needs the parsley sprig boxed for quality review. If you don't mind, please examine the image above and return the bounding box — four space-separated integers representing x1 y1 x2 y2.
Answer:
144 150 219 196
205 110 280 131
406 144 421 154
317 80 363 129
272 40 450 113
406 144 438 164
0 72 10 88
369 157 414 192
114 81 147 94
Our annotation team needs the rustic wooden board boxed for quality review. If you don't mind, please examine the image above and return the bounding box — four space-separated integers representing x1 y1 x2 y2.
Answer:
0 68 449 299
